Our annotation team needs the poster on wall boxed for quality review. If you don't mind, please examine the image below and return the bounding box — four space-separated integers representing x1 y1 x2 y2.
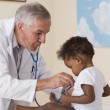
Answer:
77 0 110 47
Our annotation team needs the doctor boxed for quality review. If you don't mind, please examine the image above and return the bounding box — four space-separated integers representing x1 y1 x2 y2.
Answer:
0 2 74 110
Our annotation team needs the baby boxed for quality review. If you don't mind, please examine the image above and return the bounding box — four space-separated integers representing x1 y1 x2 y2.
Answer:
46 36 110 110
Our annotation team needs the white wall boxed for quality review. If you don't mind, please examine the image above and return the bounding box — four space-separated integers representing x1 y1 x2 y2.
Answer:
103 106 110 110
93 48 110 106
0 0 109 108
52 0 77 74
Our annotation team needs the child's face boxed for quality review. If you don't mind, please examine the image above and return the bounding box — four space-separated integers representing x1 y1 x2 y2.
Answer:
64 57 83 76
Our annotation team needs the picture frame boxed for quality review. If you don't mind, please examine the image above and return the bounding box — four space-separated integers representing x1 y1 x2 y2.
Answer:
0 0 26 2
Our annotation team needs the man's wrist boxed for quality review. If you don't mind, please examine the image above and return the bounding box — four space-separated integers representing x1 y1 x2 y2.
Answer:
36 78 50 91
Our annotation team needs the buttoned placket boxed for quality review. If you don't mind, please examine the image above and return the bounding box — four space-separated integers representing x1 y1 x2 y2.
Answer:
13 46 23 79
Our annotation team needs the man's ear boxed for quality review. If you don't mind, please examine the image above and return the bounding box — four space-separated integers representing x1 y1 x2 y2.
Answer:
75 56 82 64
17 21 24 31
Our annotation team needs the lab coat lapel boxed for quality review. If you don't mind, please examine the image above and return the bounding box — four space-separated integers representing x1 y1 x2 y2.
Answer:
7 43 17 73
6 17 17 74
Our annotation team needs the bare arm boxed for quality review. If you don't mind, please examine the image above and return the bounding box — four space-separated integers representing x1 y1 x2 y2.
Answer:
102 84 110 97
60 84 95 104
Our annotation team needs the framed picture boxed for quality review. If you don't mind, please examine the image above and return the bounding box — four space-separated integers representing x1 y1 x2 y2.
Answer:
77 0 110 47
0 0 26 2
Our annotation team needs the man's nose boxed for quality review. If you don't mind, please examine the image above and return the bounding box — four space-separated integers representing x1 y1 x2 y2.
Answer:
39 35 46 43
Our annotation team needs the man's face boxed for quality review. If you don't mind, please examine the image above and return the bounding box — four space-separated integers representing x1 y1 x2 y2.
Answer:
20 18 51 51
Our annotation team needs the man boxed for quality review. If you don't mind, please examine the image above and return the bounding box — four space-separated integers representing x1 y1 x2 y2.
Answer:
0 2 74 110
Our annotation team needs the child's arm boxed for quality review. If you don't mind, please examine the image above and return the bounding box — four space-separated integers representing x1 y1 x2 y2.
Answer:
102 84 110 97
60 84 95 104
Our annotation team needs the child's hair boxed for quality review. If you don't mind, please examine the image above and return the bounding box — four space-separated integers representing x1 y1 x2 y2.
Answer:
57 36 95 60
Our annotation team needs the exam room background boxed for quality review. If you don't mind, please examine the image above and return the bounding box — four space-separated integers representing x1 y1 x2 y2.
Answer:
0 0 109 108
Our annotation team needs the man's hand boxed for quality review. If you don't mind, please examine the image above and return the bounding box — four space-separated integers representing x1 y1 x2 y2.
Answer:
60 95 71 105
36 72 74 91
48 72 74 89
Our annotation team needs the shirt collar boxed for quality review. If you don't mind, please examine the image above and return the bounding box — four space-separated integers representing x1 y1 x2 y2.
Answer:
12 33 18 49
12 33 24 50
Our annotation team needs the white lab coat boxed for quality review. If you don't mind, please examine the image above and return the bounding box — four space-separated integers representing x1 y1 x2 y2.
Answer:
0 18 60 110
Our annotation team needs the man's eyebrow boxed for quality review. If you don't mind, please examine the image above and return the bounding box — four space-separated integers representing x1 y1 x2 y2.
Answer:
35 30 43 33
36 29 50 33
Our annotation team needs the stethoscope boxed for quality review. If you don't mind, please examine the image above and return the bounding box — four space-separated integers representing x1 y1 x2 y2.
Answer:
30 46 40 80
56 86 71 103
29 46 72 106
28 46 41 106
22 37 72 106
29 46 72 105
21 36 41 106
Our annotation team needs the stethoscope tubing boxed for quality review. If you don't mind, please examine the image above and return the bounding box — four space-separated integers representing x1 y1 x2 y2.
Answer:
30 52 38 79
57 86 71 103
30 46 40 106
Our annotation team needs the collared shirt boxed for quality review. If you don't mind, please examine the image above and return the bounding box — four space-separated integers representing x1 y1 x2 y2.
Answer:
12 33 23 78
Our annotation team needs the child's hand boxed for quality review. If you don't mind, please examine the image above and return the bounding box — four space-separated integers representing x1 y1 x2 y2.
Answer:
67 87 74 95
60 94 71 105
49 92 56 102
60 86 74 104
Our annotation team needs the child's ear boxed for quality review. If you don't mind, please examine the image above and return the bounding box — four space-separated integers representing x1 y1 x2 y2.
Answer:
75 56 82 64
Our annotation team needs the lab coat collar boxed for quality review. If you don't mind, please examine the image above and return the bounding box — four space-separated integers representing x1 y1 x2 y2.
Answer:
0 17 15 43
13 33 18 48
5 18 17 73
3 18 31 72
